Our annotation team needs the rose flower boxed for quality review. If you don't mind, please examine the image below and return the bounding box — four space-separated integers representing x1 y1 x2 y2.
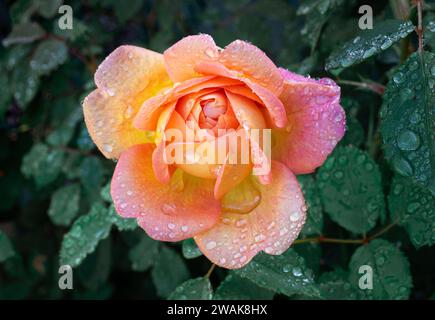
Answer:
83 35 345 269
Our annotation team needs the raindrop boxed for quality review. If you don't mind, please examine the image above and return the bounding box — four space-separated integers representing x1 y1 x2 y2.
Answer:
206 241 217 250
397 130 420 151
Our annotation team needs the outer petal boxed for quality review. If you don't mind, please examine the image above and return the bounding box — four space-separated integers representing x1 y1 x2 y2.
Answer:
164 34 220 82
273 68 346 174
83 45 171 159
219 40 283 96
111 144 221 241
194 161 306 269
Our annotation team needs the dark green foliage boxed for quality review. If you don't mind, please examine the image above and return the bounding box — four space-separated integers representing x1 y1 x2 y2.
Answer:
1 0 434 300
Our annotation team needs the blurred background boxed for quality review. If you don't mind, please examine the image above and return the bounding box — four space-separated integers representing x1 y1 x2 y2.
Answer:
0 0 434 300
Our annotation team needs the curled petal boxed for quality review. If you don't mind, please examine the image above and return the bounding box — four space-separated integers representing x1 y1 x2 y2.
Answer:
195 161 306 269
111 144 221 241
219 40 283 96
273 68 346 174
195 61 287 128
84 45 171 159
164 34 220 82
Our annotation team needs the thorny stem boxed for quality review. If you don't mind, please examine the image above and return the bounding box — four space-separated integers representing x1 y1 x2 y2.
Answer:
336 80 385 95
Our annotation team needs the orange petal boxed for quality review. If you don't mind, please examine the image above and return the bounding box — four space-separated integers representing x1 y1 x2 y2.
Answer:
164 34 220 82
83 89 154 159
111 144 221 241
84 45 171 159
194 161 306 269
195 61 287 128
152 140 173 184
219 40 283 96
272 69 346 174
225 90 266 129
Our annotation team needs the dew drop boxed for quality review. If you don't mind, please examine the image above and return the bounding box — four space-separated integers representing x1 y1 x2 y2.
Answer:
206 241 217 250
397 130 420 151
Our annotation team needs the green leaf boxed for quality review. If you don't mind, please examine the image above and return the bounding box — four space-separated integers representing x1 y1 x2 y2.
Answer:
297 0 344 51
128 234 159 272
348 239 412 300
21 143 65 187
36 0 63 18
46 108 82 147
326 20 414 70
214 273 275 300
76 237 111 291
151 246 190 298
317 146 385 234
318 270 361 300
168 277 212 300
0 231 15 262
112 0 144 23
380 52 435 195
11 58 40 109
297 175 323 236
30 39 68 76
182 238 202 259
340 116 365 147
2 22 45 47
100 181 112 202
80 156 104 200
388 176 435 248
235 249 320 298
48 183 81 226
108 205 137 231
59 203 112 267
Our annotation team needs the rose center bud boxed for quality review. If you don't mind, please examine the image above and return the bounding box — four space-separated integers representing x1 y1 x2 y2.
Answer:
200 91 228 122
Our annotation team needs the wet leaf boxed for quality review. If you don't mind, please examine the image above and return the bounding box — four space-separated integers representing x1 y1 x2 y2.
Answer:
297 175 323 236
48 183 80 226
235 249 320 298
151 246 190 298
388 176 435 248
182 238 202 259
168 277 212 300
30 39 68 76
381 52 435 195
59 203 112 267
2 22 45 47
317 146 385 234
128 234 159 272
21 143 65 187
108 205 137 231
348 239 412 300
214 273 275 300
326 20 414 70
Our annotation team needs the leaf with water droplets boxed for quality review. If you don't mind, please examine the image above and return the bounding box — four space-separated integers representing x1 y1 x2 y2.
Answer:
348 239 412 300
21 143 65 187
235 249 320 298
214 273 275 300
59 203 112 268
297 175 323 236
151 245 190 298
318 270 362 300
11 58 40 109
0 231 15 263
80 156 104 201
381 52 435 195
2 22 45 47
128 234 159 272
326 20 414 70
30 39 68 76
100 181 112 202
168 277 212 300
182 238 202 259
317 146 385 234
388 176 435 248
48 183 80 227
108 205 137 231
